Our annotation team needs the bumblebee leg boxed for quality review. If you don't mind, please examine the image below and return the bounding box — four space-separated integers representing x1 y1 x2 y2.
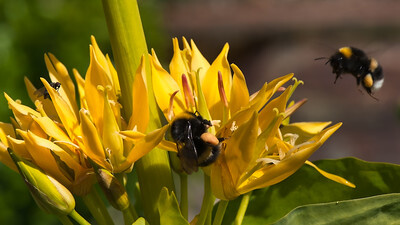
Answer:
198 146 221 167
334 73 341 84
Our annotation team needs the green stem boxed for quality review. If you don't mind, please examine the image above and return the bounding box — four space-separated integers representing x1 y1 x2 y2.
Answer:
122 205 137 225
206 207 213 225
212 200 229 225
234 192 252 225
101 0 148 118
58 215 73 225
180 173 188 220
82 188 115 225
197 174 214 225
69 209 91 225
129 203 139 221
101 1 175 224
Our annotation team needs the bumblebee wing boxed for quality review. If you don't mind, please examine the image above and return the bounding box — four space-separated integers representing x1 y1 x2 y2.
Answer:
177 122 199 174
33 86 46 98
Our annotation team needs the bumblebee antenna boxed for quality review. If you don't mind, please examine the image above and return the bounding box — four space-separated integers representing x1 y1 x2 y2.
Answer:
368 93 379 101
314 56 331 65
314 57 327 60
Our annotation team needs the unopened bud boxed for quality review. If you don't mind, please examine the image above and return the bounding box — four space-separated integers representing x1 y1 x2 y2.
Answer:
8 148 75 216
96 168 130 210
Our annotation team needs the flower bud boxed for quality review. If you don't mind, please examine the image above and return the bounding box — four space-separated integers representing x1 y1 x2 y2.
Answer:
8 148 75 215
96 168 130 210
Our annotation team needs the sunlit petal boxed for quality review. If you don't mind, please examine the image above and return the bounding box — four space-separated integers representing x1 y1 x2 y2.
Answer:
102 91 125 168
230 64 249 114
126 125 170 164
202 43 231 120
129 56 149 132
40 78 81 141
190 39 210 81
45 53 78 116
79 110 110 171
151 54 186 120
237 123 342 193
305 160 355 188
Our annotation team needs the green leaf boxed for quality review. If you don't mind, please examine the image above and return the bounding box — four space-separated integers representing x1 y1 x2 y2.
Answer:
218 158 400 224
157 187 189 225
273 193 400 225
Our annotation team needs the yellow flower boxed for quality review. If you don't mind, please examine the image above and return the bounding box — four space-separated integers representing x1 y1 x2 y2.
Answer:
151 37 354 200
0 36 166 195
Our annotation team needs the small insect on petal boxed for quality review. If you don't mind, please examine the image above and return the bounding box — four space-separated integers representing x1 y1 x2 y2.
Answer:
34 81 61 100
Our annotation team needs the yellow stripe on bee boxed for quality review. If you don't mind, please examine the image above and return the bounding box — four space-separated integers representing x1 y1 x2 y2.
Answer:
369 58 378 72
363 74 373 88
339 47 352 58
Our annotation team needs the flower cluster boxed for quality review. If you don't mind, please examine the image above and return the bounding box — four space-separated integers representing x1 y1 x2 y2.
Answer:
0 36 353 224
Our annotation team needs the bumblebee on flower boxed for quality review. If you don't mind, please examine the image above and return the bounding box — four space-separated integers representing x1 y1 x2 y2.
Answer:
146 37 354 201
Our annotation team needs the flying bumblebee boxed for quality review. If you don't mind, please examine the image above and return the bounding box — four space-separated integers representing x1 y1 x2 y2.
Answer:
317 47 384 99
170 111 223 174
34 81 61 99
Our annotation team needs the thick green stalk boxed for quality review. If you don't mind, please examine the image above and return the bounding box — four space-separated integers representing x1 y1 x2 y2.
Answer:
101 0 147 118
234 192 252 225
213 200 229 225
82 188 115 225
180 173 188 220
122 206 136 225
101 1 175 225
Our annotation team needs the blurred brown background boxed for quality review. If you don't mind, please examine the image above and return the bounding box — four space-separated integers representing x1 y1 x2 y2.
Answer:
162 0 400 164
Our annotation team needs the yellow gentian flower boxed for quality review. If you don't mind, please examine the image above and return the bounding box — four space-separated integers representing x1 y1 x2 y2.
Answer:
0 36 166 195
151 37 354 200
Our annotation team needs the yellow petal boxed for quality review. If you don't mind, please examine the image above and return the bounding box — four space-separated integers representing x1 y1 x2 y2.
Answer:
258 86 292 131
129 56 149 132
202 43 231 120
151 54 185 120
170 38 189 87
72 69 88 110
0 143 17 171
40 78 81 140
0 122 15 146
224 111 258 185
237 123 342 193
4 93 41 130
24 77 59 118
216 105 257 138
305 160 355 188
0 123 19 171
7 136 31 160
126 125 170 164
18 130 71 186
84 46 108 134
33 117 71 142
280 122 333 144
211 154 240 200
249 74 293 111
230 64 249 114
190 39 210 81
45 53 79 116
102 92 125 168
106 54 121 97
120 129 177 152
79 110 110 170
90 36 108 68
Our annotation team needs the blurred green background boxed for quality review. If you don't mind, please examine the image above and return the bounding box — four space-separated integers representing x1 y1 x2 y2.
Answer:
1 0 400 224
